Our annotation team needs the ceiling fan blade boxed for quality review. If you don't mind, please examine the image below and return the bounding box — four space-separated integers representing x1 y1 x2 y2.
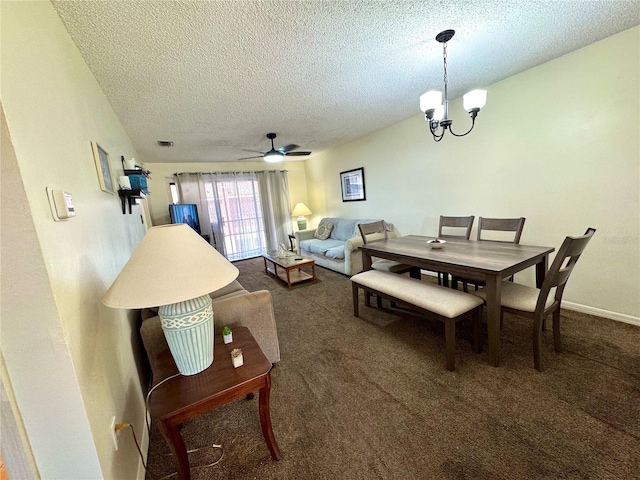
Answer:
237 155 265 160
284 151 311 156
241 149 266 154
277 144 299 154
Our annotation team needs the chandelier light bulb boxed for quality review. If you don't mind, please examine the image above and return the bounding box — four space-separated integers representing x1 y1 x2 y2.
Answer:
420 90 443 113
463 89 488 112
433 105 445 121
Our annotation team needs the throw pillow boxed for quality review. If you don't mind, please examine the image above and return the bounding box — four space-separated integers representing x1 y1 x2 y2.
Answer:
314 221 333 240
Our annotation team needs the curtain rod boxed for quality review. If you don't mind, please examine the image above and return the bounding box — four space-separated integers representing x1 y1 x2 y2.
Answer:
174 170 288 175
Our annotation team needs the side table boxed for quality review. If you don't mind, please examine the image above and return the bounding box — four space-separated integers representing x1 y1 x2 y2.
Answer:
147 327 281 480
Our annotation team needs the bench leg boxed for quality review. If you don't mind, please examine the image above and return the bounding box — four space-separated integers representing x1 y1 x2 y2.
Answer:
445 318 456 371
352 282 360 317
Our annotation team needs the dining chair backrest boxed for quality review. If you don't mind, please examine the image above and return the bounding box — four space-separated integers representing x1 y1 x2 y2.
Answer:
536 227 596 313
477 217 526 244
358 220 388 244
438 215 475 240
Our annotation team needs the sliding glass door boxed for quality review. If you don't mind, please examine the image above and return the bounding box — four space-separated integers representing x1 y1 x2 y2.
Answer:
175 171 292 261
204 175 267 261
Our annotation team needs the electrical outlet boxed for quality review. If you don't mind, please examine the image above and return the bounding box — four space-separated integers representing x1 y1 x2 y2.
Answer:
110 416 119 451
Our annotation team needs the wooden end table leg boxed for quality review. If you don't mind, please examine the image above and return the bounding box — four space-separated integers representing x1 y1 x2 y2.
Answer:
259 373 281 460
158 421 191 480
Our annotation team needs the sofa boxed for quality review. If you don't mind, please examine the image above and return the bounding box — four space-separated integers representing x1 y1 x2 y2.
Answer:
294 217 399 276
140 280 280 377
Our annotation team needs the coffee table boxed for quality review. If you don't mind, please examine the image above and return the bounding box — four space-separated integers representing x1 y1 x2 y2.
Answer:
147 327 281 480
263 251 316 289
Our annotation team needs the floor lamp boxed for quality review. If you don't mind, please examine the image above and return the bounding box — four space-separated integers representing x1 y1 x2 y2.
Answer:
102 224 239 375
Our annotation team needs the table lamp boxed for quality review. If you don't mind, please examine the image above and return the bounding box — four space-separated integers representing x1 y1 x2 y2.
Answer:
102 224 239 375
291 203 312 230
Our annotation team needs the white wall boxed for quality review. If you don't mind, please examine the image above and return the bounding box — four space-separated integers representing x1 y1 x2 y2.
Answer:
305 26 640 320
1 2 149 478
144 160 309 227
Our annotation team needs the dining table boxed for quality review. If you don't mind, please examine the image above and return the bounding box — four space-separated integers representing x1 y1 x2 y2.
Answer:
359 235 555 367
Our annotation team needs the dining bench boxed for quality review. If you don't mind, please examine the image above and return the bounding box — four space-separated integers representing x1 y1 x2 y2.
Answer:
350 270 483 370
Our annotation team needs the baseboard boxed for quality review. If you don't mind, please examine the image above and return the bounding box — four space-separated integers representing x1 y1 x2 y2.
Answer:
418 270 640 327
561 301 640 326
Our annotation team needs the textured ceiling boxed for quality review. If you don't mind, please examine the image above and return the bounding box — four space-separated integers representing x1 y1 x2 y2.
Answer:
51 0 639 163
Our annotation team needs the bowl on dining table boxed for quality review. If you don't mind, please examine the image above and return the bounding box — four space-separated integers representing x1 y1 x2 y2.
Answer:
427 238 446 249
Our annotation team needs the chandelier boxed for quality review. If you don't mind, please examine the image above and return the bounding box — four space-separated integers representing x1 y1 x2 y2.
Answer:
420 30 487 142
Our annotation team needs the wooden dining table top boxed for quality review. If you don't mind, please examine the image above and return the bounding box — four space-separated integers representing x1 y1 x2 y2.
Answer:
359 235 555 280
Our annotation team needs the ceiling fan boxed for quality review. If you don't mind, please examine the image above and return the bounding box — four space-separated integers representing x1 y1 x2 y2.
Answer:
238 133 311 163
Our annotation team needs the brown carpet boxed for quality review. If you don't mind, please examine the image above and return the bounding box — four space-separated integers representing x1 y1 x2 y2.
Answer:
145 257 640 479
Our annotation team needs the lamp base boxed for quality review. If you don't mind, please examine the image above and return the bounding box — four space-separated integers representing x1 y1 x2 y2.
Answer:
159 294 214 375
297 217 307 230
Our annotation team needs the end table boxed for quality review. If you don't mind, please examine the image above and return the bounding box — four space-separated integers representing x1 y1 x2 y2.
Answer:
147 327 281 479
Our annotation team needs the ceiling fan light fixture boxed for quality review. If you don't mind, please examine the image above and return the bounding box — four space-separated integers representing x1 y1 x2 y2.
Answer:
263 150 284 163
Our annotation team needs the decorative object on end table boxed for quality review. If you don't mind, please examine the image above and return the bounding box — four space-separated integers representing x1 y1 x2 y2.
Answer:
231 348 243 368
102 224 239 375
223 326 233 344
340 167 366 202
91 141 114 194
291 202 312 230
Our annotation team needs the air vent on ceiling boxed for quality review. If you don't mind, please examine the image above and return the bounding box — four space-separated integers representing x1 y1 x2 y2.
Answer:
157 141 174 147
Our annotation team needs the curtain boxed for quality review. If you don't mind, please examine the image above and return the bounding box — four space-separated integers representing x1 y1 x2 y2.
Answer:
174 171 292 260
256 170 292 251
173 172 212 240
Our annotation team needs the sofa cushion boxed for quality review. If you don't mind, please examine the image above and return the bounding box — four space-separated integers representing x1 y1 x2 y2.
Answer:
299 238 346 259
314 220 334 240
323 218 358 241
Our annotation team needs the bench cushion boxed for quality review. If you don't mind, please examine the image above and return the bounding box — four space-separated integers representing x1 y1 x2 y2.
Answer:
351 270 483 319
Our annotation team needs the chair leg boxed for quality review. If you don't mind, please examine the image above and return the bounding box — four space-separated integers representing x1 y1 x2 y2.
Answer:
376 295 382 308
472 307 482 354
532 314 545 372
364 291 371 308
445 318 456 371
552 308 562 352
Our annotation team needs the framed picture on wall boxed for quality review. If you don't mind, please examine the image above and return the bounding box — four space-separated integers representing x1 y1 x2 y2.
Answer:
340 167 366 202
91 141 115 194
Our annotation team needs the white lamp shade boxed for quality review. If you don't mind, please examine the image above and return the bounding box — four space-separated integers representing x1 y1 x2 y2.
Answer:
291 202 312 217
433 105 445 121
419 90 443 112
463 89 487 111
102 224 239 309
263 151 284 163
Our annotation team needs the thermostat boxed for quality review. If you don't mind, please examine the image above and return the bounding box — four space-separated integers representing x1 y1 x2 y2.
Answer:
46 187 75 221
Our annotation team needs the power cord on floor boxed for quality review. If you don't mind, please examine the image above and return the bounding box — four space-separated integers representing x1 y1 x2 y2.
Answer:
117 372 225 480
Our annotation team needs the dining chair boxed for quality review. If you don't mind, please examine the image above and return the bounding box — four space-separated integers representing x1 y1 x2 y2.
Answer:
473 227 596 371
358 220 421 307
455 217 526 291
436 215 475 287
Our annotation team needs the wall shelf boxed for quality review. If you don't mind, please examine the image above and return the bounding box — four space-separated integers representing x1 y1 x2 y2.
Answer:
118 189 146 214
